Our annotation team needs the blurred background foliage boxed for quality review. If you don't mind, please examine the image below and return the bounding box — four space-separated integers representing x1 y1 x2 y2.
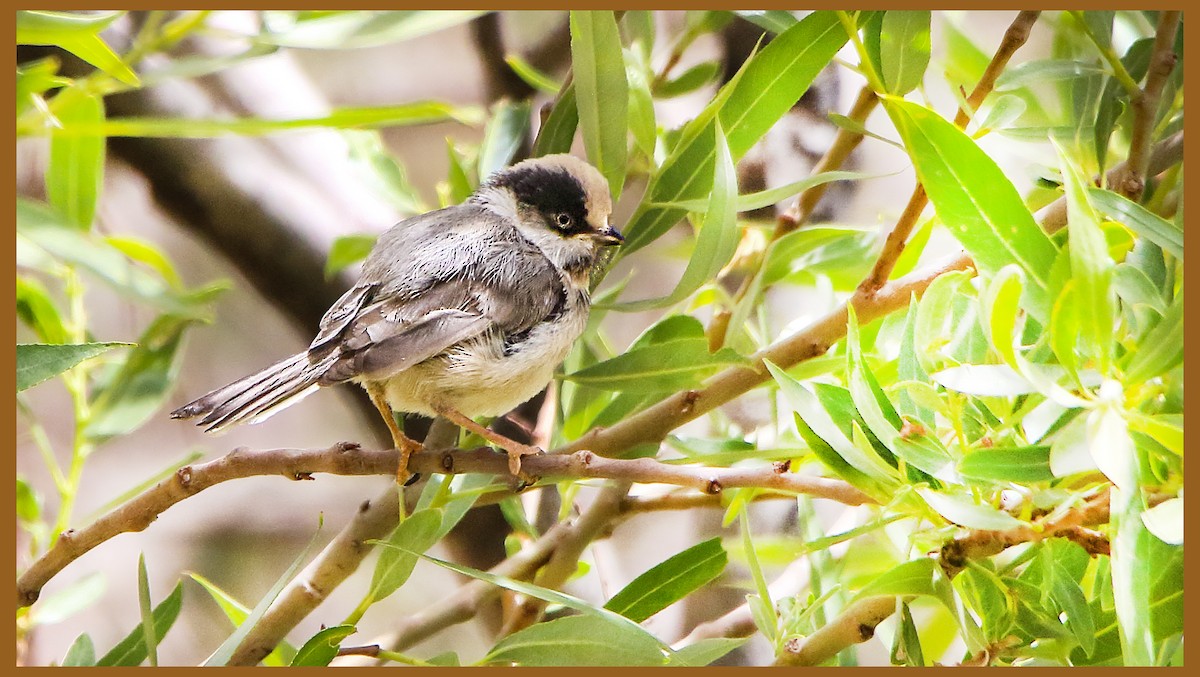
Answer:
15 9 1183 667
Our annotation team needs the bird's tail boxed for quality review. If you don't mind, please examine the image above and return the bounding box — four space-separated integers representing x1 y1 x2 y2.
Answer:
170 352 335 434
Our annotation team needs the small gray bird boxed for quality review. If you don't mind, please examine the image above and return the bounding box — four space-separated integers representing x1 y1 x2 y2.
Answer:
171 154 621 480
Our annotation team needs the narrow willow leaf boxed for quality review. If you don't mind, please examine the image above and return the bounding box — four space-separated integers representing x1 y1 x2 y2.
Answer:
399 548 668 654
504 53 561 95
1085 395 1136 492
477 99 531 179
657 170 872 213
46 88 104 229
570 10 628 201
1110 486 1155 665
613 120 737 311
1126 412 1182 457
1123 290 1182 383
96 582 183 666
85 314 205 439
1094 37 1153 172
666 637 748 666
1089 188 1183 261
16 276 67 345
885 99 1058 320
604 537 727 623
532 83 578 157
1053 139 1115 372
255 11 486 49
187 573 296 666
624 48 657 160
917 488 1023 530
36 102 482 138
368 508 443 602
734 10 798 34
485 615 666 666
136 554 158 667
17 342 129 392
656 61 720 98
291 625 357 666
994 59 1107 91
980 265 1025 368
958 446 1054 483
853 558 954 613
878 11 931 95
63 634 96 667
203 520 324 666
891 601 925 666
620 11 847 254
563 338 743 393
17 10 139 86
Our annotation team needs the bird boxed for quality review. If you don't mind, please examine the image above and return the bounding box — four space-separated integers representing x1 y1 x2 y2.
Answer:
171 153 622 482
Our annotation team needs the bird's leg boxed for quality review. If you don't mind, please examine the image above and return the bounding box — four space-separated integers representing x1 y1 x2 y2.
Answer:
435 406 542 480
366 384 422 484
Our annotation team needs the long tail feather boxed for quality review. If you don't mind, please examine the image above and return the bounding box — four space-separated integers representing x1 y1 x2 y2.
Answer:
170 352 333 434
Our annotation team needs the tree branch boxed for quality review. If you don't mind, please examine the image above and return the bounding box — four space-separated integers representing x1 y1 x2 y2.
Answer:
15 442 870 610
1113 10 1181 200
775 595 898 666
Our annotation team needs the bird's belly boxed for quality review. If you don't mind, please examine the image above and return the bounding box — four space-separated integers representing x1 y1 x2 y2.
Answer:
375 311 586 419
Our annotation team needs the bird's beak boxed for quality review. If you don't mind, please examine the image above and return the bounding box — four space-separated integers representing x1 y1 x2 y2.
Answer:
591 223 624 246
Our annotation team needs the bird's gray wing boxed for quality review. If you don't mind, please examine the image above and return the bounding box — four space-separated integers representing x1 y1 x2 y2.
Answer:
310 207 567 385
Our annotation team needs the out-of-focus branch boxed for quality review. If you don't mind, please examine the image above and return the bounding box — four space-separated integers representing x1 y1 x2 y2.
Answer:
1112 10 1181 201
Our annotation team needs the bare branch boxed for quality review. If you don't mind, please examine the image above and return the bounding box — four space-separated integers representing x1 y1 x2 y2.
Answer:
1113 10 1182 200
952 11 1041 127
776 595 898 666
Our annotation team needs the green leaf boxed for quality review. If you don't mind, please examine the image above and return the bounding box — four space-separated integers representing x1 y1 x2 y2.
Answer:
624 48 657 160
532 84 579 157
136 554 159 667
656 61 720 98
16 276 67 345
16 478 41 525
17 11 140 86
504 53 561 95
604 537 727 623
658 170 872 213
63 634 96 667
563 339 743 393
891 601 925 666
1141 497 1183 545
621 11 848 254
1049 560 1096 657
878 11 931 95
733 10 799 34
981 264 1024 368
1123 289 1182 382
666 637 748 666
884 99 1059 321
30 572 105 625
343 130 427 216
477 99 531 179
958 446 1054 483
367 508 444 603
187 573 296 666
324 234 377 280
105 236 184 289
203 519 325 666
1110 486 1155 665
17 199 204 315
931 363 1098 398
398 547 668 655
96 581 183 666
570 11 629 201
30 102 482 138
485 615 666 666
612 120 738 311
854 558 954 612
16 56 71 117
1088 188 1183 261
17 342 129 392
917 488 1024 530
291 625 357 666
256 10 486 49
1053 139 1115 372
994 59 1106 91
46 88 105 229
85 314 204 439
1094 37 1153 172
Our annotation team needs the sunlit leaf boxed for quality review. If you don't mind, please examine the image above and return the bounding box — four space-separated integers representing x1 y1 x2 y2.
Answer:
604 537 726 623
17 342 129 392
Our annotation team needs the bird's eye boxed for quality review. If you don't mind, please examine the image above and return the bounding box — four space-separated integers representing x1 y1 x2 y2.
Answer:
554 213 573 229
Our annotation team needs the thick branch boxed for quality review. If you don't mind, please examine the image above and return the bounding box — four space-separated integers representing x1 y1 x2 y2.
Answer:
15 442 869 609
1114 10 1181 201
775 595 898 666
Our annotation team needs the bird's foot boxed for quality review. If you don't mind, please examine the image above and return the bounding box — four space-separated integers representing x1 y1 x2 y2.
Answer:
395 436 424 486
505 444 543 483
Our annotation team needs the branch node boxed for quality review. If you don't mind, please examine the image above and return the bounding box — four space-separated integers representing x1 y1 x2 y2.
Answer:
175 466 193 488
705 478 723 495
680 390 700 415
772 459 791 474
57 528 77 545
577 450 596 467
358 500 371 513
857 623 876 641
292 471 315 481
336 441 361 452
441 452 455 472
